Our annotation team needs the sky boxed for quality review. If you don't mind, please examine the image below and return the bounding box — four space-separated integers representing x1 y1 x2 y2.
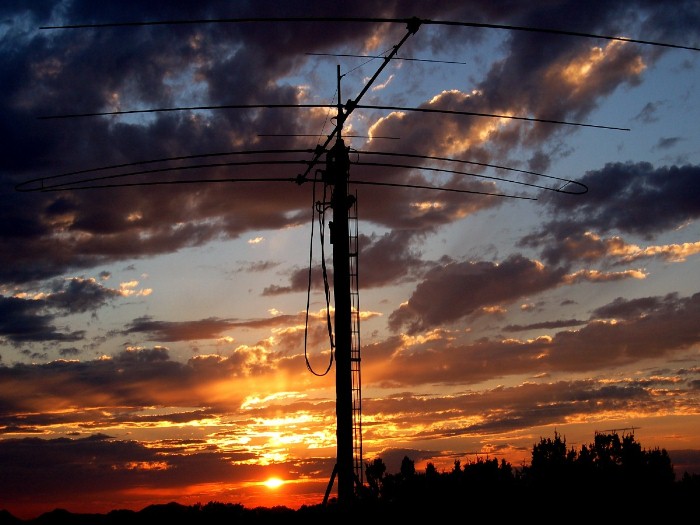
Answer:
2 0 700 519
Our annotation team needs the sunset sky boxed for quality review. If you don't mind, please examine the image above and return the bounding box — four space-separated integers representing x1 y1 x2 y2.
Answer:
2 0 700 520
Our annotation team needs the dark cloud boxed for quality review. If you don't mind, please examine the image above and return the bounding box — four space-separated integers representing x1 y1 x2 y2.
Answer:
264 230 432 295
0 277 128 344
520 162 700 265
0 433 282 509
541 162 700 237
362 376 691 441
357 230 433 287
502 318 587 331
0 295 85 343
592 293 681 320
530 291 700 373
122 313 302 341
45 277 124 313
58 346 81 357
656 136 683 150
634 101 662 123
124 316 240 341
0 346 260 416
388 254 568 333
234 260 281 273
262 265 327 296
364 291 700 387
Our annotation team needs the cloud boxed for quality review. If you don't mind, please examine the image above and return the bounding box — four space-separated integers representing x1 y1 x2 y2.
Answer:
124 316 241 342
0 277 141 343
44 277 126 313
0 433 285 508
388 254 567 334
591 293 683 320
263 230 432 296
503 319 587 332
123 313 303 341
0 295 85 343
656 136 683 150
634 101 662 123
359 374 698 458
534 162 700 240
0 346 280 417
522 231 700 267
366 291 700 386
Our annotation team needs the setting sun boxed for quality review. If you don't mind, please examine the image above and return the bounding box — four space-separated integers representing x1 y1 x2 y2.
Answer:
264 477 284 489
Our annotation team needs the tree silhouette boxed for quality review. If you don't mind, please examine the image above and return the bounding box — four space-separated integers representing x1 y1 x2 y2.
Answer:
519 429 676 502
400 456 416 479
524 430 571 487
354 430 687 519
364 457 386 498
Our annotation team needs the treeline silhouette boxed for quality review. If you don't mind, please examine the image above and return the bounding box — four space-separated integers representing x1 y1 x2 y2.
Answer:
2 431 698 523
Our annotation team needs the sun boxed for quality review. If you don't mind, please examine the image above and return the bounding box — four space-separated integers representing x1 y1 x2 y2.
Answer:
264 477 284 489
